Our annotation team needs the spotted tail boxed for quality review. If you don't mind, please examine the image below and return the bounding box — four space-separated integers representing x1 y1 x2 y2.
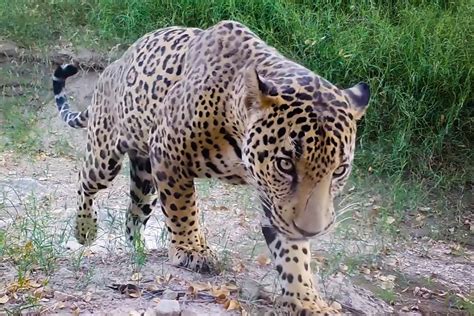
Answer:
52 64 89 129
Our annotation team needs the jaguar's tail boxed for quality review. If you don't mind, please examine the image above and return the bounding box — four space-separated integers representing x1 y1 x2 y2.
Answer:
52 64 89 129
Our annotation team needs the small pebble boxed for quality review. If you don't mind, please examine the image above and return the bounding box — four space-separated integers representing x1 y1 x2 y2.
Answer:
154 299 180 316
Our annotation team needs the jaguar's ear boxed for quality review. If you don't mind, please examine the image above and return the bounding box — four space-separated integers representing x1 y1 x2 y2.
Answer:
343 82 370 120
244 68 272 111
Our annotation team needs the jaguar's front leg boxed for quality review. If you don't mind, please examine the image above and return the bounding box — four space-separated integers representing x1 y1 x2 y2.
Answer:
262 225 339 315
152 164 217 273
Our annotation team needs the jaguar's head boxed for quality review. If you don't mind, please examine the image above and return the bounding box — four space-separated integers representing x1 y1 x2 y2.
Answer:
242 69 370 239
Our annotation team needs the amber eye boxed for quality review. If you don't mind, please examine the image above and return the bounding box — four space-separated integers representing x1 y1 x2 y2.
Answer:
276 157 295 174
333 165 348 178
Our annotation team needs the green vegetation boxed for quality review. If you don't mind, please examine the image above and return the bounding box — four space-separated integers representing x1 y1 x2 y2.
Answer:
1 1 472 189
0 62 46 154
0 194 69 281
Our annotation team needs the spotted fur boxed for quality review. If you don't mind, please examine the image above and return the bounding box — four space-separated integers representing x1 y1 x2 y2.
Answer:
52 21 370 315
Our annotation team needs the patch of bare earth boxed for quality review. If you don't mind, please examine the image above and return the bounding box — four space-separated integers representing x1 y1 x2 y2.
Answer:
0 43 472 315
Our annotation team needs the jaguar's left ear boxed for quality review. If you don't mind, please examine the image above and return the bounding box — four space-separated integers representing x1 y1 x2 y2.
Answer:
343 82 370 120
243 68 273 111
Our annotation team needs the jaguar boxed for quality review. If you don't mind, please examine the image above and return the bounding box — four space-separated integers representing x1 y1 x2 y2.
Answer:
52 20 370 315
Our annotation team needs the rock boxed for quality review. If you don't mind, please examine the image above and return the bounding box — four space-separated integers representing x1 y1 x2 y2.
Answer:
153 299 180 316
318 273 393 315
49 48 75 65
53 290 75 301
73 47 107 70
240 279 271 301
143 308 156 316
161 289 178 300
103 307 142 316
0 40 20 57
180 308 199 316
65 239 83 251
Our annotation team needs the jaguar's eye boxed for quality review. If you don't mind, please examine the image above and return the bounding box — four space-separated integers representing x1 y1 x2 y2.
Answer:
333 165 348 178
276 157 295 174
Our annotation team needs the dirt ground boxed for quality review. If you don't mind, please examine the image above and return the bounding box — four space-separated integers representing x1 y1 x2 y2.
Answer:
0 44 472 315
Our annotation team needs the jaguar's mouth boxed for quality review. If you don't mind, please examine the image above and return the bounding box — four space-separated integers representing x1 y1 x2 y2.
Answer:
292 219 321 238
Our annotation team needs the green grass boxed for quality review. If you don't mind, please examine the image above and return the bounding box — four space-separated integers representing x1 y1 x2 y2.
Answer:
0 193 69 282
0 1 472 190
0 61 50 155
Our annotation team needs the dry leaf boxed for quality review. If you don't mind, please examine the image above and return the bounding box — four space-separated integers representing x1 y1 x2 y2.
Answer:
215 205 229 211
72 306 81 316
413 286 421 296
410 305 420 311
83 249 94 257
57 302 66 309
0 295 9 304
146 284 159 291
211 286 230 298
455 293 472 303
377 274 396 290
29 280 43 288
33 287 44 298
232 261 246 273
215 293 228 304
224 299 241 310
386 216 395 224
224 282 239 292
436 290 448 297
155 273 172 285
188 282 212 295
361 267 371 275
110 283 141 298
386 275 396 282
128 291 140 298
131 272 142 281
24 241 33 253
415 214 426 222
256 254 271 266
127 285 141 298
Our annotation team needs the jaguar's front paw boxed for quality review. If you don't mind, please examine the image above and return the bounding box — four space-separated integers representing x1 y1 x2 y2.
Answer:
169 245 218 274
275 293 340 315
75 212 98 245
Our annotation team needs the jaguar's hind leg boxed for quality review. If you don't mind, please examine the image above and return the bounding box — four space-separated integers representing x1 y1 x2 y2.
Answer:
125 153 158 244
75 131 124 245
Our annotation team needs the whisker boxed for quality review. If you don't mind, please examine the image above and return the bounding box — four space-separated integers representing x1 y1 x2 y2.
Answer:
333 216 352 227
337 202 360 214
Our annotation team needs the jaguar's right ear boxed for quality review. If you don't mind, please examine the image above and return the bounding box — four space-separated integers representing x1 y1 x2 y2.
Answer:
343 82 370 121
244 68 273 111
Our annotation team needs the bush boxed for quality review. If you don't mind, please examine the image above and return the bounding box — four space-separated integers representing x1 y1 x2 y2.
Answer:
1 0 472 188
